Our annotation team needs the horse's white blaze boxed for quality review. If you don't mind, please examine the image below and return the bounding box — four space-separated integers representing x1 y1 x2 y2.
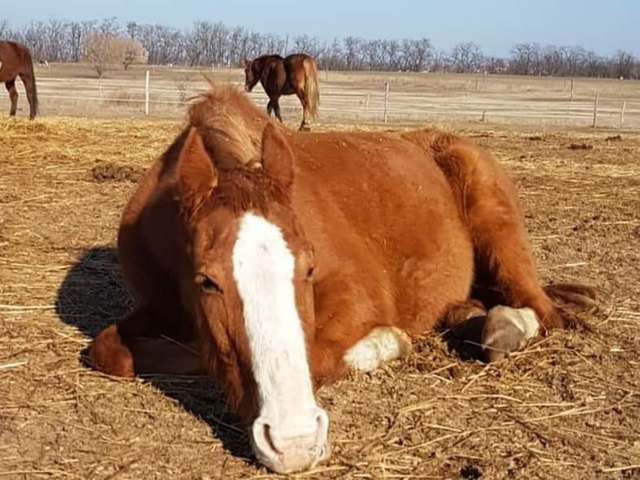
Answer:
232 212 318 428
344 327 412 372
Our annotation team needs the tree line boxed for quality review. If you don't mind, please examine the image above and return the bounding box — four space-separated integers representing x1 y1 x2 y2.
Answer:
1 18 638 79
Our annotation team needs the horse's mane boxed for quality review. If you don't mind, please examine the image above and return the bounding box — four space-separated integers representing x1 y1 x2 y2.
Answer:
188 85 289 215
188 85 269 171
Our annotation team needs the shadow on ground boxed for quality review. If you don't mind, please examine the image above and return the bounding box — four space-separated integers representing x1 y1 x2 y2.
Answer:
54 246 253 463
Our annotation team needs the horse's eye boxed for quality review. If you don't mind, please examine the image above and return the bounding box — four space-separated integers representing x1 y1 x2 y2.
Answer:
196 274 223 294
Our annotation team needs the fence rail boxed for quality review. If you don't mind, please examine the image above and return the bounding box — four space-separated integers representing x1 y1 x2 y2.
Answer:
2 71 640 128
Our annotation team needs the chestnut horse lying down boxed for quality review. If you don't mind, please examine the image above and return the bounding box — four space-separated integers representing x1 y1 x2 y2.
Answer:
89 86 592 473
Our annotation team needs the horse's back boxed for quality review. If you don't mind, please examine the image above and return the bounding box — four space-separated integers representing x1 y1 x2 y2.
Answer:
0 41 30 62
289 130 474 330
290 130 461 230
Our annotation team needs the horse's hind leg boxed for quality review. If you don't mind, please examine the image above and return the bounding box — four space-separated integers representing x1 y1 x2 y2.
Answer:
295 89 310 131
18 72 36 119
5 79 17 116
443 301 541 362
428 136 563 332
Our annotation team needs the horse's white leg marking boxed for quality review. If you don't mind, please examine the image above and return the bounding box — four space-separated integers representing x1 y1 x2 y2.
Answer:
482 306 540 361
344 327 412 372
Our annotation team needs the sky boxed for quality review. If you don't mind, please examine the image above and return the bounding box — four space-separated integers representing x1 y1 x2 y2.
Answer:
3 0 639 57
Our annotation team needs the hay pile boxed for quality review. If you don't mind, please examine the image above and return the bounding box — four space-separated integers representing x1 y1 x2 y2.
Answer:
1 117 639 479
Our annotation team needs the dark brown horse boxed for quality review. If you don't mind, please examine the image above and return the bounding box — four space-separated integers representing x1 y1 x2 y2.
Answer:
244 53 319 131
0 41 38 119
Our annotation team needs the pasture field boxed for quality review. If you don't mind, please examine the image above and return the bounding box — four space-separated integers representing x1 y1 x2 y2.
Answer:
1 72 640 479
2 63 640 128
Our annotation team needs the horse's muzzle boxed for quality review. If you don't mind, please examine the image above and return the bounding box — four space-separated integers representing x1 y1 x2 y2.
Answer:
250 408 330 473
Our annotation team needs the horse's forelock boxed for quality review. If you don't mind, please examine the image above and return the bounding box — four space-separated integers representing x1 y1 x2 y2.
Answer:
188 86 268 170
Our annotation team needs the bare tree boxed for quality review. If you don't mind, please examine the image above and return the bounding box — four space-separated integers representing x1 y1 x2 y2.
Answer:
3 16 637 78
126 22 138 40
0 19 10 39
612 50 635 78
450 42 483 73
121 38 147 70
83 32 129 77
510 43 541 75
401 38 433 72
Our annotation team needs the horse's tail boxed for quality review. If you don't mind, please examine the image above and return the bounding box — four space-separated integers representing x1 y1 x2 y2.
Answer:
28 58 39 116
302 56 320 120
19 45 38 117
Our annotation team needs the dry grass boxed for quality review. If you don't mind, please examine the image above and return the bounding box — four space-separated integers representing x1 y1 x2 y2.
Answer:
0 115 639 479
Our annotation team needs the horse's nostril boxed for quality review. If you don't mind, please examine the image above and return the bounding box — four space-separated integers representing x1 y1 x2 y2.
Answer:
251 412 330 473
255 421 281 455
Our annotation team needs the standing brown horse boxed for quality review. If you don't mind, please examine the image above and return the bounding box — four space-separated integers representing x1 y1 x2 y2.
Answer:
244 53 319 131
87 86 594 473
0 41 38 119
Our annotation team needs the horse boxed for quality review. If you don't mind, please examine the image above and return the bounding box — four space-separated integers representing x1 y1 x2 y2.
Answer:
87 86 594 473
0 41 38 119
244 53 319 131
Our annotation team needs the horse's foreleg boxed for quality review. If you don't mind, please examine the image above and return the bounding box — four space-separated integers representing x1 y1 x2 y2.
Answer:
308 276 407 387
266 99 274 117
89 306 201 377
273 98 283 123
5 80 17 116
89 308 151 377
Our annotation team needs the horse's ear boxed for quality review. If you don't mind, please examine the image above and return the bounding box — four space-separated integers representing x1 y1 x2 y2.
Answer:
261 122 294 191
177 127 218 219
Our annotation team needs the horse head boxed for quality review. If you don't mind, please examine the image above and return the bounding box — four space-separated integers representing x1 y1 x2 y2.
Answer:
243 58 259 92
175 120 328 473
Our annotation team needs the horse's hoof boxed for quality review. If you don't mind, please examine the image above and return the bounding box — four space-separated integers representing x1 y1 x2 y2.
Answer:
481 306 539 362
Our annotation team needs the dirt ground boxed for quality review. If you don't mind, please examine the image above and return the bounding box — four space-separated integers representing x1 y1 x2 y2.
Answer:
0 113 639 479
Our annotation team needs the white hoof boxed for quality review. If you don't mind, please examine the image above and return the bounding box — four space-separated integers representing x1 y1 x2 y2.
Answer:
344 327 412 372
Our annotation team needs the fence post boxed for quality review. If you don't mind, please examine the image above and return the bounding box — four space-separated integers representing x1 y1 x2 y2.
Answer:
481 110 487 122
145 70 150 116
383 82 390 123
620 101 626 128
570 78 574 101
592 90 599 128
365 94 370 111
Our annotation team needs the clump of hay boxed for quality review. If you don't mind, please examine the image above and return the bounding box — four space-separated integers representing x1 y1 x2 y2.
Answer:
90 162 143 183
568 143 594 150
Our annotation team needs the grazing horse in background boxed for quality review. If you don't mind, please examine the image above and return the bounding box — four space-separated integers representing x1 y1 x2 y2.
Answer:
0 41 38 119
88 86 593 473
244 53 319 131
